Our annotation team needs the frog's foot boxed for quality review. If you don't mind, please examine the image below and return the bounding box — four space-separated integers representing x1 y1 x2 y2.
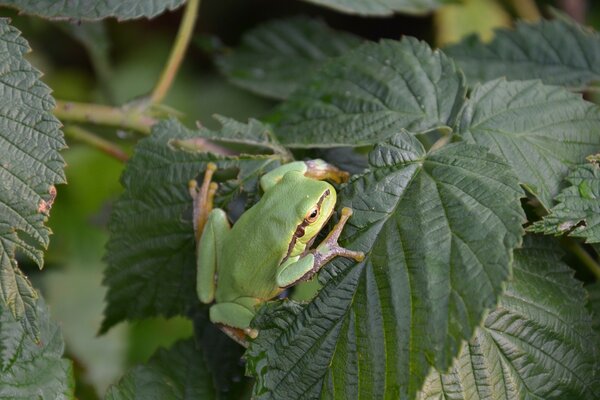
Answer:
304 159 350 184
315 207 365 263
209 301 259 348
189 162 218 240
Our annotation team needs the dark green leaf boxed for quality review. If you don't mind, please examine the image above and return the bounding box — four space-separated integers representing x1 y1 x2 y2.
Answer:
0 0 186 21
445 19 600 90
298 0 454 16
246 132 525 399
0 296 74 398
105 338 215 399
587 282 600 335
420 236 600 399
529 162 600 242
457 79 600 209
275 38 467 147
0 19 66 337
102 119 281 332
216 17 362 100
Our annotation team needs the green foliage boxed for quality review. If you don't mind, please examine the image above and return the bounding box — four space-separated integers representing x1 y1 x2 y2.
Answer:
0 19 66 338
587 282 600 334
246 132 525 399
102 119 282 332
0 296 74 399
275 38 467 147
216 17 362 100
530 161 600 242
456 79 600 209
298 0 454 16
0 0 186 21
420 236 600 399
105 339 215 399
445 19 600 90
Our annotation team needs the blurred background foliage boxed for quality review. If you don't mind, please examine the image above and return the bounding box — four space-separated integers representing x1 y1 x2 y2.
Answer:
1 0 599 398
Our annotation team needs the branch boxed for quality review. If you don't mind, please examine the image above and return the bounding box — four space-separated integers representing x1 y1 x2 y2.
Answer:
63 125 129 162
150 0 201 104
54 100 156 134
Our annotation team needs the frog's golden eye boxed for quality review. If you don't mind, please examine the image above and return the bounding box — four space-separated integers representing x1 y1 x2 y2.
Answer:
305 206 320 223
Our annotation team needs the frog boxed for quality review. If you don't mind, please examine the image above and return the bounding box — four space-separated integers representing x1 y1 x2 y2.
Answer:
189 160 365 346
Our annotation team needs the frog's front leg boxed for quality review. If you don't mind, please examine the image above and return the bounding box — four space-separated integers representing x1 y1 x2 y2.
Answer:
276 207 365 288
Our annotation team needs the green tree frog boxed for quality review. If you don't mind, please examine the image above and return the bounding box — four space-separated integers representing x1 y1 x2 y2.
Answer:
190 160 364 346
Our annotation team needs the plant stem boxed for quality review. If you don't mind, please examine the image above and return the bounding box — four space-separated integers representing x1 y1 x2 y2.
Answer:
54 100 156 134
508 0 541 21
150 0 200 104
63 125 129 162
563 238 600 279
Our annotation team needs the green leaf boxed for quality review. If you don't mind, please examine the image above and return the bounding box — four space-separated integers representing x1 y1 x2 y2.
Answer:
419 235 600 399
298 0 454 16
0 19 66 336
215 17 362 100
246 132 525 399
0 296 74 399
586 282 600 334
0 0 186 21
445 19 600 90
529 162 600 242
457 79 600 209
102 119 281 332
275 38 466 147
105 338 215 399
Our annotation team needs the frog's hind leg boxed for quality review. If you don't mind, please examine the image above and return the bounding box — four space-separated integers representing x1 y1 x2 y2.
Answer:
189 162 218 241
210 300 259 347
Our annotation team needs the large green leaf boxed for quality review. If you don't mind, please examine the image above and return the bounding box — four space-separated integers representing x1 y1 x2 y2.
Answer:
529 162 600 242
0 0 186 21
275 38 467 147
457 79 600 209
0 296 74 399
105 338 215 399
445 19 600 90
102 119 281 332
0 19 66 336
216 17 362 100
298 0 453 16
419 236 600 399
587 282 600 334
246 132 525 399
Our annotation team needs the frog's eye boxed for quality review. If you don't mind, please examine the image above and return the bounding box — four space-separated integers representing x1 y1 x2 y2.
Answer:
305 206 320 223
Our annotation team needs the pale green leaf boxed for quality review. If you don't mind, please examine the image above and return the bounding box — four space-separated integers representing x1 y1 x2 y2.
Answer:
419 236 600 400
298 0 455 16
105 339 215 399
102 119 281 332
445 19 600 90
457 79 600 209
216 17 362 100
0 19 66 336
246 132 525 399
275 38 466 147
0 0 186 21
0 296 74 399
529 162 600 242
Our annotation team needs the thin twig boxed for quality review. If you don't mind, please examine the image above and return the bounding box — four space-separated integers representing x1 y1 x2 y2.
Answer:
562 238 600 280
150 0 201 104
54 100 156 134
63 125 129 162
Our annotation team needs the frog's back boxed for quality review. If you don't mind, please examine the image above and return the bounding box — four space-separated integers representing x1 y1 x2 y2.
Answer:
215 172 330 302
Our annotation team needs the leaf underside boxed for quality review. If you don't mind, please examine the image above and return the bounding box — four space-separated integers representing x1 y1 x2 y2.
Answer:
445 19 600 90
529 162 600 242
216 16 363 100
298 0 453 16
0 19 66 337
419 235 600 400
246 132 525 399
0 0 186 21
457 79 600 210
274 37 467 147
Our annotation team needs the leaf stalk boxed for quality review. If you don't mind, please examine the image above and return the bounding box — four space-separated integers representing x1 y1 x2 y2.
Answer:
63 125 129 162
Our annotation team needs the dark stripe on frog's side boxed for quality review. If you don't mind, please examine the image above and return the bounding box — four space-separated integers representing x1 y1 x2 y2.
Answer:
282 189 330 262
